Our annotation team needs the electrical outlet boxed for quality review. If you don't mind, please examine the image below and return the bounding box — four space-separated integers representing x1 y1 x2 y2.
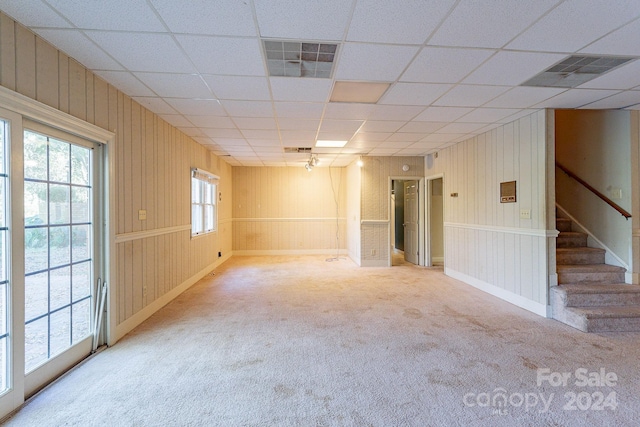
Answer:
142 286 147 297
520 209 531 219
138 209 147 220
371 249 376 256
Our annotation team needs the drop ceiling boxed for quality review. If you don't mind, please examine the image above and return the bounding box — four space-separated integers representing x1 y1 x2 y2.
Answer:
1 0 639 167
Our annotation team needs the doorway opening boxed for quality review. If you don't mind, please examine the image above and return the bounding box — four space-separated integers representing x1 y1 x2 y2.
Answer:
391 179 420 266
426 177 444 267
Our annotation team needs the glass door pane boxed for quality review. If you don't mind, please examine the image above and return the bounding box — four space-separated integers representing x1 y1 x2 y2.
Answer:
23 130 93 373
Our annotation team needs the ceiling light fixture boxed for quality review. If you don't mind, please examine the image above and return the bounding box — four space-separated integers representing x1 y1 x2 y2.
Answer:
305 154 319 172
316 140 347 148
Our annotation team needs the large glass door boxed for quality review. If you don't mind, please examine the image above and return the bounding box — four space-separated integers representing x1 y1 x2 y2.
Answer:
0 118 10 396
22 125 102 395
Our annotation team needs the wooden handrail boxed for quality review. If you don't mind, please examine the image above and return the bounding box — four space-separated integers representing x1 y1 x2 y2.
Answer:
556 161 631 219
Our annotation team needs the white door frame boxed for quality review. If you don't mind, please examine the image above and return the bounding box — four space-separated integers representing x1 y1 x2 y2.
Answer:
389 176 425 266
0 86 114 418
425 173 444 267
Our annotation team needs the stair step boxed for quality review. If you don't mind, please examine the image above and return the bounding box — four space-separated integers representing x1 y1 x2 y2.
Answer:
556 247 605 265
561 306 640 332
557 264 626 284
551 284 640 307
557 231 587 248
556 217 572 232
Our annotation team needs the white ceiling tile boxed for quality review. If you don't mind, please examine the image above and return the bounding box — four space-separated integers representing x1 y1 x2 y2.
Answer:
93 70 155 96
233 117 278 129
625 103 640 110
401 47 495 83
532 89 621 108
463 51 565 86
33 29 123 70
436 122 487 134
580 91 640 109
459 108 523 123
187 116 236 128
87 32 195 73
203 76 271 101
166 99 226 116
150 0 256 36
368 148 402 155
398 122 447 133
324 103 375 119
484 87 567 108
507 0 640 52
496 109 539 123
176 35 265 76
578 60 640 90
386 133 424 142
274 102 324 119
221 101 274 117
280 130 316 143
346 139 383 148
335 43 420 81
159 114 193 128
379 140 413 148
316 131 359 141
367 105 425 121
413 106 474 122
240 129 280 139
351 132 393 142
433 85 510 107
318 120 364 133
379 83 452 106
407 141 446 150
347 0 456 44
0 0 72 27
429 0 558 48
132 97 177 115
253 0 353 40
484 86 566 108
133 73 211 98
246 139 281 146
420 133 466 143
396 148 429 155
251 146 283 153
277 118 320 130
580 19 640 56
269 78 332 102
213 138 249 147
359 121 403 132
203 128 243 138
48 0 165 31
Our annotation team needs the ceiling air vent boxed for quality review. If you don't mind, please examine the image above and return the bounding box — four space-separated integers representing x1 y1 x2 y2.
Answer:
521 55 637 88
283 147 312 154
263 40 338 78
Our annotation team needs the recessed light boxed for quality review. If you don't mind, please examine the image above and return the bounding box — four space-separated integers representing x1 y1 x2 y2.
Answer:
316 140 347 148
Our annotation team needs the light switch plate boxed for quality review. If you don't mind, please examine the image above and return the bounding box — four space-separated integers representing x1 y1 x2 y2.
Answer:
520 209 531 219
138 209 147 220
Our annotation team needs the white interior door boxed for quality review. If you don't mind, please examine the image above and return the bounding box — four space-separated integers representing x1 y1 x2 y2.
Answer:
404 180 419 265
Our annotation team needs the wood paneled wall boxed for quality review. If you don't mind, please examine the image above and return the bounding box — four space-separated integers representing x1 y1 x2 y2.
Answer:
346 161 361 264
360 156 424 266
232 166 346 253
0 13 233 340
426 111 552 314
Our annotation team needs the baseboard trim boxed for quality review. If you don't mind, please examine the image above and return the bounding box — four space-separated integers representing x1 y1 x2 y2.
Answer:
445 268 548 317
113 252 232 343
233 249 346 256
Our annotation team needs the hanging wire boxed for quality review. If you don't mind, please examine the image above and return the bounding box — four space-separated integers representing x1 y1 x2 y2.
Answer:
326 166 345 262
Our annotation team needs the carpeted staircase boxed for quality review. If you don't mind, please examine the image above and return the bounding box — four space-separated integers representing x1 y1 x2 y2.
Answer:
551 216 640 332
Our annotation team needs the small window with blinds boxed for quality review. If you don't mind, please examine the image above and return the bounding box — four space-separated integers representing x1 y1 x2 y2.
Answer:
191 168 218 237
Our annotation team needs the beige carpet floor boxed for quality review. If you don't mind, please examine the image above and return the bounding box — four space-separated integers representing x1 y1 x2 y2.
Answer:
3 255 640 426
